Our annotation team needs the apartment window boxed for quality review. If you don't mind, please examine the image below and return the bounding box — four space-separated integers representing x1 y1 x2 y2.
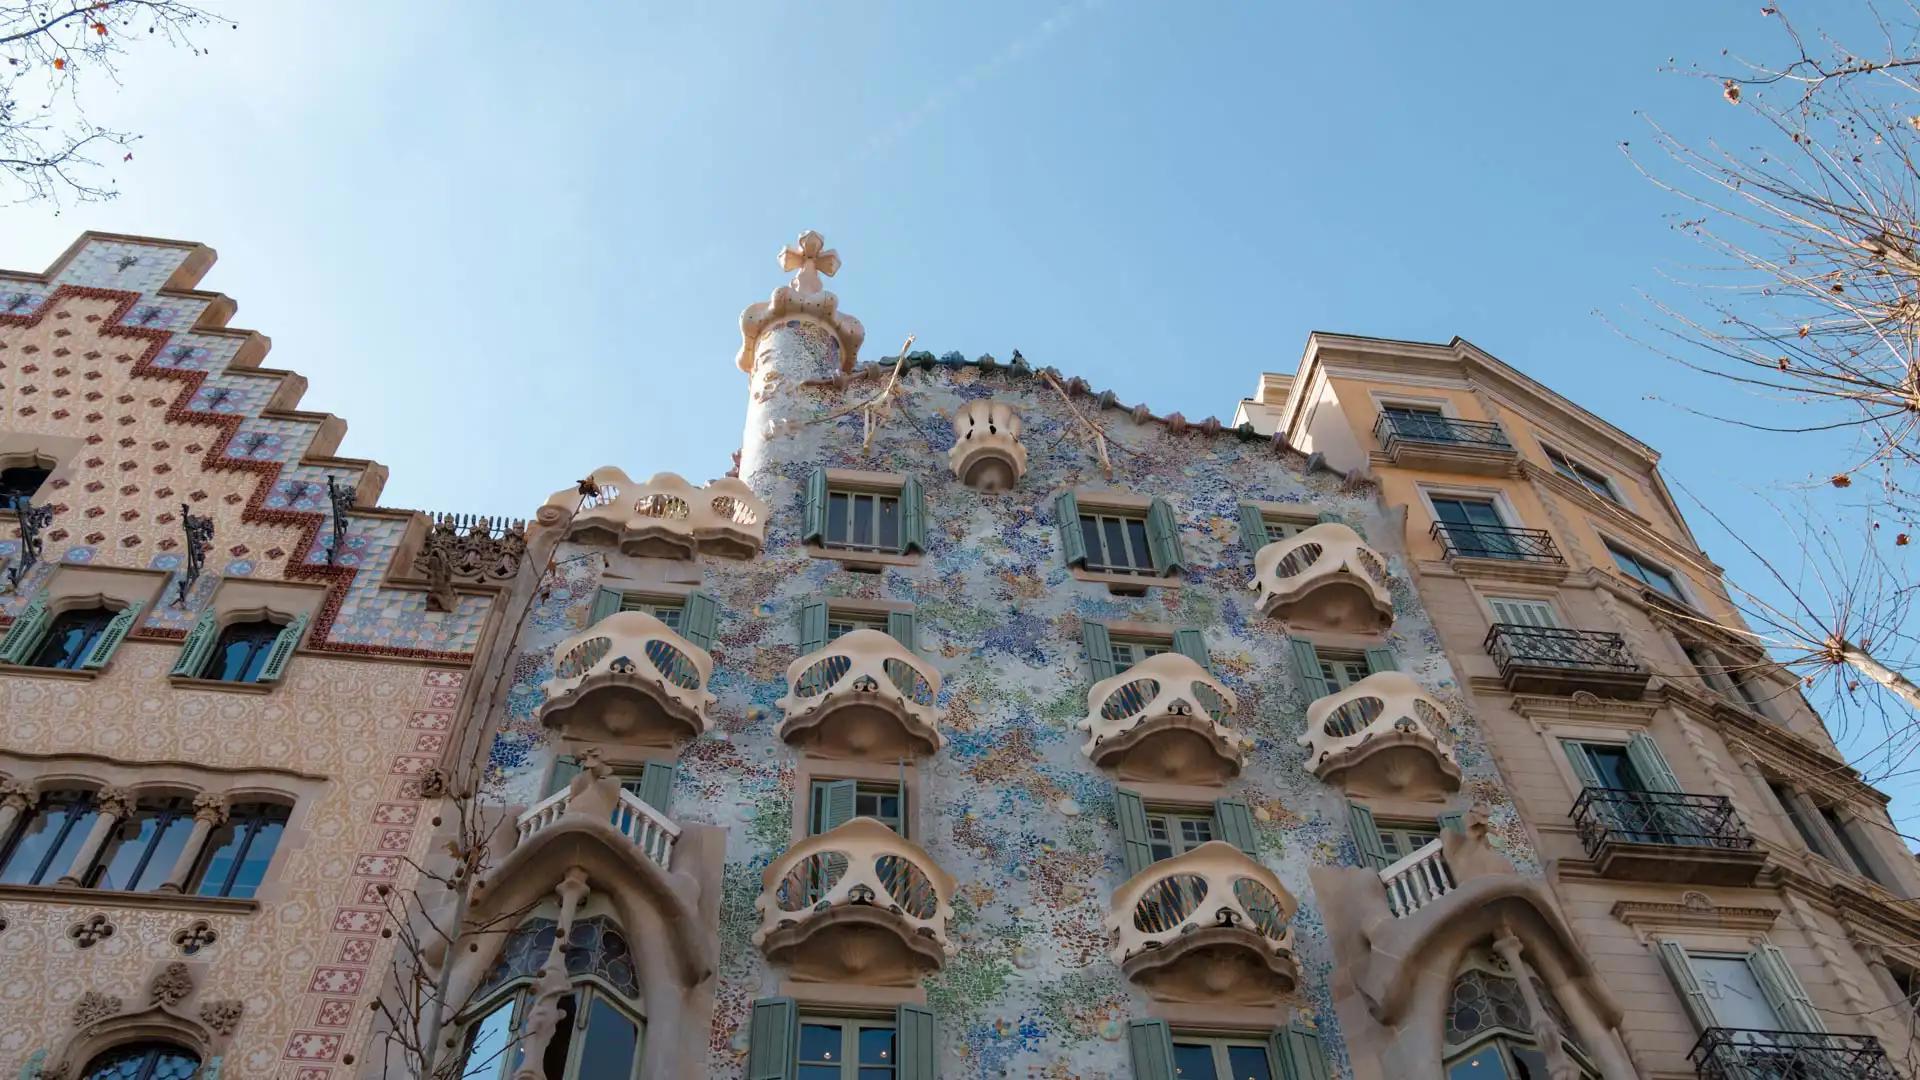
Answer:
1431 496 1529 559
803 468 927 557
1171 1035 1281 1080
810 778 905 837
1349 803 1458 869
1375 820 1442 862
80 1044 202 1080
1054 492 1187 578
1144 808 1216 863
207 620 284 682
617 593 682 632
826 610 890 641
1317 649 1373 691
0 593 144 672
797 1016 898 1079
1656 942 1821 1034
0 788 99 886
172 612 308 686
1108 635 1171 669
191 801 290 899
1382 403 1451 441
460 915 644 1080
87 795 197 891
1607 543 1685 603
1543 445 1622 504
1080 509 1155 575
0 461 50 510
27 606 115 670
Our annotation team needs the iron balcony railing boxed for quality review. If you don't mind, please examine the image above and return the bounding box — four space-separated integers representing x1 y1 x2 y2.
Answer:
1428 520 1564 563
1373 412 1513 452
1571 787 1756 857
1689 1029 1896 1080
1484 624 1640 677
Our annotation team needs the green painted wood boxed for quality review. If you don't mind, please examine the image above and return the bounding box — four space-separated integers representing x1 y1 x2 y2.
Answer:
0 592 52 666
589 587 624 625
638 760 677 814
802 467 829 545
1348 802 1391 870
796 601 828 655
1238 502 1271 553
1363 647 1398 674
1125 1019 1175 1080
1082 620 1116 682
1054 491 1087 567
170 608 221 678
256 612 310 684
681 591 719 652
744 996 799 1080
1288 637 1330 701
888 609 918 651
1145 497 1188 575
900 475 927 554
1215 798 1258 855
1114 787 1155 879
82 600 145 670
895 1002 938 1080
1171 628 1210 671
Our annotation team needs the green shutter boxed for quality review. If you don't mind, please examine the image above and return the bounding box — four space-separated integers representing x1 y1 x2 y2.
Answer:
0 592 52 665
170 608 220 678
638 760 677 814
1315 511 1342 525
1749 943 1824 1032
1238 503 1271 553
745 996 799 1080
255 612 309 684
545 755 582 798
81 600 144 670
803 467 829 546
1054 491 1087 567
1626 732 1682 794
682 591 719 652
797 601 828 655
1562 741 1602 789
1436 811 1465 834
1171 628 1210 671
1348 802 1391 870
1271 1019 1331 1080
895 1003 938 1080
900 475 927 554
1655 939 1717 1032
1082 620 1116 682
1114 787 1155 879
589 587 623 625
1363 647 1398 674
887 609 918 651
1214 798 1258 855
1144 497 1188 575
1288 637 1330 701
1125 1019 1176 1080
812 779 857 835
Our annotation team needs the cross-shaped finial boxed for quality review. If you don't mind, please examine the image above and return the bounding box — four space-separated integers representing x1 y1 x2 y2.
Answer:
779 230 841 295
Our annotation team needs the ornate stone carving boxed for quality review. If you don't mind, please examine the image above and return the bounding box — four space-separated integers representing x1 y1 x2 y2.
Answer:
738 229 866 373
199 997 244 1036
414 513 527 612
415 765 451 801
191 791 229 825
172 920 219 955
0 776 35 811
149 961 194 1006
71 990 122 1027
68 913 115 948
94 785 134 818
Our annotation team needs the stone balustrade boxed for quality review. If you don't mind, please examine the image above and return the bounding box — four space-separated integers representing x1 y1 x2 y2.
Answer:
1379 836 1456 918
517 780 679 871
1107 841 1299 1003
1250 522 1394 632
536 466 769 560
1078 652 1244 784
754 818 955 985
777 628 943 760
948 399 1027 491
539 610 715 746
1299 670 1461 800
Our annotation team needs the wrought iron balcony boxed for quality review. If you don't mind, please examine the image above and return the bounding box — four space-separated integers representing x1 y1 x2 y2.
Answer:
1299 670 1461 801
1428 520 1564 564
777 629 943 761
1689 1029 1896 1080
1108 841 1298 1004
1078 652 1245 784
1483 623 1650 699
1571 787 1765 886
754 817 954 985
1372 412 1518 474
1249 522 1395 633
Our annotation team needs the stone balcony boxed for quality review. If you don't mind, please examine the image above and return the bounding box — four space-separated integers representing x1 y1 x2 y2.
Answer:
538 466 769 560
949 399 1027 491
1299 671 1462 801
517 775 681 871
1107 841 1299 1005
539 610 715 747
1250 523 1394 633
1371 411 1519 475
776 629 943 761
1483 623 1650 699
754 817 955 985
1077 652 1245 784
1570 787 1767 887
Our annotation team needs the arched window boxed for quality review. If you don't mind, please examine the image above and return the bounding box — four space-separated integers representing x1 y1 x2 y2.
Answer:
460 914 644 1080
0 461 50 510
81 1041 201 1080
204 620 285 683
0 788 101 886
28 606 116 670
1443 945 1595 1080
190 801 289 899
88 795 197 891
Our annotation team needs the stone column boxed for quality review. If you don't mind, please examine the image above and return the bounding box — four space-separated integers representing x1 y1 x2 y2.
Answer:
157 793 228 893
509 867 592 1080
0 777 36 842
1528 943 1641 1080
56 785 133 886
1491 934 1578 1080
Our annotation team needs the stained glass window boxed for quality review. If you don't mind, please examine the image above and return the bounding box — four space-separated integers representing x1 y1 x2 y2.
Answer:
82 1043 201 1080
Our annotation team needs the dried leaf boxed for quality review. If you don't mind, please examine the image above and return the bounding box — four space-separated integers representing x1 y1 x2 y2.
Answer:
1723 80 1742 104
1832 474 1853 488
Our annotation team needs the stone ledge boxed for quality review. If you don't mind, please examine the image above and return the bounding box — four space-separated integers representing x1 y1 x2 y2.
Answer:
0 882 259 915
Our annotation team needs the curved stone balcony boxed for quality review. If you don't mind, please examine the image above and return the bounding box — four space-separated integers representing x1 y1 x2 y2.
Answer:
777 629 943 760
517 776 680 871
1250 522 1394 633
1078 652 1244 784
1108 841 1299 1004
537 466 769 560
1299 671 1462 801
754 818 955 985
538 610 715 747
948 399 1027 491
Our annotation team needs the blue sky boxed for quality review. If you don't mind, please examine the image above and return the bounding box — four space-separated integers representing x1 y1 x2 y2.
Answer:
9 5 1908 825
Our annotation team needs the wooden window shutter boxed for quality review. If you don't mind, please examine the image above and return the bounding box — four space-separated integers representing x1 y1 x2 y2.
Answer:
796 601 828 655
545 755 582 798
1238 503 1271 553
900 475 927 554
1125 1019 1176 1080
1654 939 1717 1032
1748 942 1825 1032
1561 741 1602 789
638 760 677 814
1171 628 1210 672
169 608 221 678
1363 646 1398 674
745 996 799 1080
681 591 719 652
1113 787 1155 879
1082 620 1116 682
1145 497 1188 575
1271 1018 1331 1080
0 592 53 665
813 779 858 835
1288 637 1330 701
81 600 145 670
802 467 829 546
1054 491 1087 567
1347 801 1391 870
256 612 310 684
1214 797 1258 855
589 587 624 625
894 1002 938 1080
887 609 918 651
1625 732 1682 794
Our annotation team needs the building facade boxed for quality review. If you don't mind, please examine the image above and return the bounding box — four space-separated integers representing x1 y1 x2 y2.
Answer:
0 231 1912 1080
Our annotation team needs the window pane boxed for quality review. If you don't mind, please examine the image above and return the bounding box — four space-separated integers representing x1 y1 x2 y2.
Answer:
575 996 640 1079
878 495 900 551
30 609 112 670
1101 518 1127 568
828 493 850 544
799 1023 842 1064
1446 1047 1512 1080
1079 516 1102 562
853 494 875 547
460 999 517 1080
226 816 285 899
1126 518 1153 569
858 1024 897 1065
1180 817 1215 848
1172 1043 1220 1080
92 802 195 891
2 799 97 886
1227 1045 1276 1080
800 1069 841 1080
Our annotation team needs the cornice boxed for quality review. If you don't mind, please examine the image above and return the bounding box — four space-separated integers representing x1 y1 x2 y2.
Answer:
1609 896 1781 942
1523 463 1725 580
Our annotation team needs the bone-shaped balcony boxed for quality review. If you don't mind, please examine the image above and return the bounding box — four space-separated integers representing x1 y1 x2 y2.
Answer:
754 817 955 985
777 629 943 761
1299 670 1461 801
1250 522 1394 633
538 610 715 747
1108 841 1299 1004
1078 652 1244 785
537 466 768 561
948 399 1027 491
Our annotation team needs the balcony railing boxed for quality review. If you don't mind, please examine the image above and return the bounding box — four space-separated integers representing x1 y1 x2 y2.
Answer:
1299 670 1460 800
1078 652 1244 784
537 466 768 560
1379 836 1456 918
538 610 715 745
1483 623 1649 698
1571 788 1755 856
1428 520 1564 564
754 817 955 982
777 629 943 760
1689 1029 1896 1080
1249 522 1394 633
1107 841 1299 1001
517 782 680 871
1373 412 1513 451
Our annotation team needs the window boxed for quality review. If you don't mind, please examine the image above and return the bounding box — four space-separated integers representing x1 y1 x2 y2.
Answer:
1487 598 1559 628
1316 648 1373 691
1431 496 1524 558
1055 492 1186 579
1170 1035 1280 1080
1568 742 1641 792
1262 513 1315 540
191 801 289 899
1542 445 1622 504
804 469 927 558
0 594 143 671
27 606 115 670
1607 543 1685 603
460 915 644 1080
1144 807 1216 863
829 489 902 553
810 778 905 837
798 1016 898 1079
80 1042 201 1080
0 788 100 886
1383 403 1451 441
0 461 50 511
1375 820 1442 862
1819 806 1888 886
617 593 682 632
827 610 890 641
1108 635 1171 669
88 795 196 892
1445 944 1598 1080
1080 509 1156 575
206 620 283 682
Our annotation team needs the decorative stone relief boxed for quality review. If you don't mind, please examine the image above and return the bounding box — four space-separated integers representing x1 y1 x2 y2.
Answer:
149 961 195 1006
415 513 527 612
172 920 219 955
70 990 122 1027
68 913 115 949
949 399 1027 491
199 998 245 1037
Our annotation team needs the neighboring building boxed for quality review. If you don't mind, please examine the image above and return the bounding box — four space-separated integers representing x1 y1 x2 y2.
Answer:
1239 334 1917 1079
0 235 518 1078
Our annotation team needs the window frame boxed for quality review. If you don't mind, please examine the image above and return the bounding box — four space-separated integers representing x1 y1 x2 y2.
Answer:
1315 647 1373 691
1540 442 1625 506
795 1013 899 1080
616 593 684 632
1604 541 1688 604
1107 633 1172 670
1143 804 1218 864
1374 817 1443 863
1078 508 1157 576
1168 1032 1283 1080
456 912 648 1080
1260 512 1317 541
826 609 890 641
0 787 100 886
85 793 197 892
190 800 291 899
823 487 905 555
24 604 118 670
809 776 909 839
